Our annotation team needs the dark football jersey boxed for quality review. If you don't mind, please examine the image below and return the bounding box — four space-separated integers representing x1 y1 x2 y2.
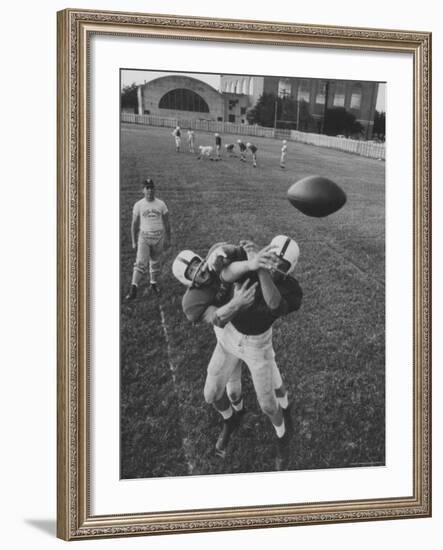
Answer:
230 275 302 335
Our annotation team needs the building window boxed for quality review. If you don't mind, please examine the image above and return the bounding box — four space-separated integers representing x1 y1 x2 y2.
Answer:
217 117 223 122
316 81 327 104
297 79 310 102
229 114 235 123
333 82 345 107
350 84 362 110
249 79 254 95
159 89 210 113
278 78 292 97
240 107 246 115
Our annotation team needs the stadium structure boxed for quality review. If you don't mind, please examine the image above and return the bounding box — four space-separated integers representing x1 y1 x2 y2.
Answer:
136 74 250 124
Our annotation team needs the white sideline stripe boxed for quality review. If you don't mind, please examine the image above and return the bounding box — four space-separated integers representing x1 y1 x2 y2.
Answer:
158 303 195 475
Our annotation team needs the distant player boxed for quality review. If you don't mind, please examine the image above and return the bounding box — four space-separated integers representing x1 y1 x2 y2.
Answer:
225 143 236 157
215 133 222 160
125 179 171 299
237 139 247 162
280 140 288 169
187 129 196 153
246 142 258 167
197 145 214 160
172 126 181 152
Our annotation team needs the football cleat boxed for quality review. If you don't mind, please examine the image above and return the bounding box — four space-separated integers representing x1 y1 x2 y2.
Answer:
124 284 137 301
282 403 293 434
275 405 294 471
150 283 160 295
275 430 291 471
215 409 246 458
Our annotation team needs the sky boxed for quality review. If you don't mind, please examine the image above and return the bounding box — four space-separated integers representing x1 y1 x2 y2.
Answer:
121 69 386 112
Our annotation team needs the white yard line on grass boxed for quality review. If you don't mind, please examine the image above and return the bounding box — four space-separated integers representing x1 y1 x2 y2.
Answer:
159 303 195 475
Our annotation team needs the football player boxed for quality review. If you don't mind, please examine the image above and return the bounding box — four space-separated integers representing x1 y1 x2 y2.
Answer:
237 139 247 162
173 243 280 457
214 133 222 160
280 140 288 169
172 126 181 152
197 145 214 160
224 143 236 157
173 237 302 469
125 179 171 299
187 129 196 153
246 142 258 167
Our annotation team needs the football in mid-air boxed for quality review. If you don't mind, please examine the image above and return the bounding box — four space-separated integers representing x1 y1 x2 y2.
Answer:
287 175 347 217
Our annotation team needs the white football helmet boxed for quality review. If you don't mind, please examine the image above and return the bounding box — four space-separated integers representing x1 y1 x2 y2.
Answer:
269 235 300 275
172 250 203 286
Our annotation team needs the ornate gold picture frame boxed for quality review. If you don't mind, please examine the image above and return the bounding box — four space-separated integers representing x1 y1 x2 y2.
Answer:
57 8 431 540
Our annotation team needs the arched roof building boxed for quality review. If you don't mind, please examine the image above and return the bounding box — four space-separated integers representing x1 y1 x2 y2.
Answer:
137 75 248 123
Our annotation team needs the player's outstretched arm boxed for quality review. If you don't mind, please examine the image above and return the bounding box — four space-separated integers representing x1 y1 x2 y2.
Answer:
220 243 277 282
220 260 251 283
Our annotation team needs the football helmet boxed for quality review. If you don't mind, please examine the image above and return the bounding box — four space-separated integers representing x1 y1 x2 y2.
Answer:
269 235 300 275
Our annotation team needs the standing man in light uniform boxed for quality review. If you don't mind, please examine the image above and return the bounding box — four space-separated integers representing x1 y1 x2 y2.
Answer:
187 129 195 153
125 179 171 299
172 125 181 152
280 140 288 169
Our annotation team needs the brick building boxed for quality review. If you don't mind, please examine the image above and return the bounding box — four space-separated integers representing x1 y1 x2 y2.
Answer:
220 75 379 139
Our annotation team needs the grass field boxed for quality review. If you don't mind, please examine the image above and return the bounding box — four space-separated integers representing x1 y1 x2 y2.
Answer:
120 123 385 479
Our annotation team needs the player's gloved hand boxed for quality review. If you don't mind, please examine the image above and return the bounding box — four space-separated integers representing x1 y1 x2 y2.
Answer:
232 279 258 309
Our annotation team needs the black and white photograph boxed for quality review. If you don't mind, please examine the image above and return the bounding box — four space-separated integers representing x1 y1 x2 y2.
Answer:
119 69 386 479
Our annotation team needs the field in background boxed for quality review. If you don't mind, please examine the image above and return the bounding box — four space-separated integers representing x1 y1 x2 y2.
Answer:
120 124 385 479
121 112 386 160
